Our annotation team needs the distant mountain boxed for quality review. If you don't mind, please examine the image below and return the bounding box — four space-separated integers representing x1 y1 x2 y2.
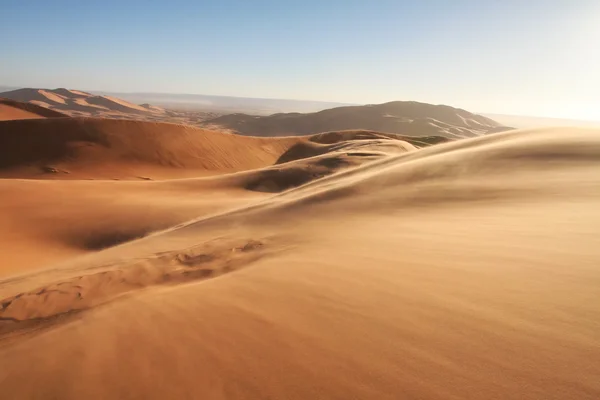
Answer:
204 101 511 139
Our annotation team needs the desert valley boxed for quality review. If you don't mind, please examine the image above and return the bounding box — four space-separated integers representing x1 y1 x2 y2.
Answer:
0 83 599 400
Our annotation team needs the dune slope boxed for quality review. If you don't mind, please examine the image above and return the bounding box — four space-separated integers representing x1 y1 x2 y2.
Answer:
0 117 302 178
0 98 67 121
0 88 166 118
0 125 416 271
0 88 222 127
0 127 599 400
205 100 512 138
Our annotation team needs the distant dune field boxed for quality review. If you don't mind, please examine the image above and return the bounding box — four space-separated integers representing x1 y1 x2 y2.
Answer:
0 111 599 399
0 88 164 117
0 88 219 127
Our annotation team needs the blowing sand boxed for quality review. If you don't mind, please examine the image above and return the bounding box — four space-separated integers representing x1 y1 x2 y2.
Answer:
0 125 599 399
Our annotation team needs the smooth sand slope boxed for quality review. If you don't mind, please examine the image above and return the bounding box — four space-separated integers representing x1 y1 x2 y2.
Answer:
205 100 512 138
1 125 599 399
0 118 302 179
0 119 418 271
0 98 67 121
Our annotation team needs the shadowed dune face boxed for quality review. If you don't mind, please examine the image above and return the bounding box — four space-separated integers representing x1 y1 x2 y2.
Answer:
0 123 417 272
204 101 512 138
0 125 600 400
0 117 302 178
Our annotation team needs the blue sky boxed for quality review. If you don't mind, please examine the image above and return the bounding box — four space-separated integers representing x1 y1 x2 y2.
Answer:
1 0 599 119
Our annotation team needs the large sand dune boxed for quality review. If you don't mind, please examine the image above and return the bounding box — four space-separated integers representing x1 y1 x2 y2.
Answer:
0 118 301 179
0 88 163 117
205 100 512 138
0 88 221 126
0 98 67 121
0 125 599 399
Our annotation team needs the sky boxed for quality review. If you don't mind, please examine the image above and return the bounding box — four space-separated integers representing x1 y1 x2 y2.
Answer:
1 0 599 120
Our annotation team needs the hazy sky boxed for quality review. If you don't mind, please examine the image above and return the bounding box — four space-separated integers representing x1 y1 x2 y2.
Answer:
1 0 599 120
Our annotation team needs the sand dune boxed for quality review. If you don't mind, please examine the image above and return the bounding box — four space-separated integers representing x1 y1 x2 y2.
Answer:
1 126 599 399
0 98 67 120
0 118 302 179
0 88 165 118
0 87 224 127
205 100 512 138
0 126 416 271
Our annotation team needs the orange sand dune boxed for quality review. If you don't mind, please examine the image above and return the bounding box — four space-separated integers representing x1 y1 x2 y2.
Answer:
0 117 303 179
0 127 416 271
52 88 94 98
205 100 512 138
38 89 68 104
0 88 165 119
1 127 599 399
0 87 223 129
0 98 67 120
89 95 160 113
72 97 109 110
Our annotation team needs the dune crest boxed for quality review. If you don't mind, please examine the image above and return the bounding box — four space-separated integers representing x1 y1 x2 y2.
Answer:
205 100 512 138
2 88 160 115
0 88 165 119
0 117 303 178
0 87 229 127
0 124 417 271
0 125 599 400
0 98 67 120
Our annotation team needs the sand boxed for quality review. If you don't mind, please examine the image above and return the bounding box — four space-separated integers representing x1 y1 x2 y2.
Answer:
204 100 511 138
0 88 162 117
0 99 67 120
0 117 302 179
0 104 45 121
0 123 599 400
0 89 224 127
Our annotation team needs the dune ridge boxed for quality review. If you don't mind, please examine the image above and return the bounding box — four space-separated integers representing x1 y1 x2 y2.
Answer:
205 100 512 138
0 88 162 117
0 87 222 127
0 124 418 272
0 119 443 180
0 125 599 399
0 117 303 178
0 98 67 121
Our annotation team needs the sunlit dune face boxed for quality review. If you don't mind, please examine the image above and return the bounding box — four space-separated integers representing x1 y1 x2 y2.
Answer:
1 127 600 399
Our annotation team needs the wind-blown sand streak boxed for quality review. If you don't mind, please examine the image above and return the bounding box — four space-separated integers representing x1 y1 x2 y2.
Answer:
0 124 599 400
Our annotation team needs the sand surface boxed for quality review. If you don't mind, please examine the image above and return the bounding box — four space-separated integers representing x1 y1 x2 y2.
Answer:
0 124 599 399
0 99 67 120
0 104 45 121
0 89 219 126
204 100 511 138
